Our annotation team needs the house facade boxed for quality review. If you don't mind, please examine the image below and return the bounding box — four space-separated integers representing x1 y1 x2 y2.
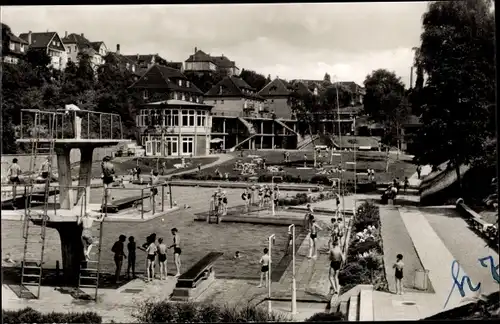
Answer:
19 31 67 70
184 47 239 76
2 32 28 64
61 32 107 70
130 64 212 156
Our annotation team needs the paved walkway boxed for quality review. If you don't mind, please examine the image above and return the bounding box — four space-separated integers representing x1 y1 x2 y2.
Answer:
166 154 234 178
408 165 432 187
379 206 429 293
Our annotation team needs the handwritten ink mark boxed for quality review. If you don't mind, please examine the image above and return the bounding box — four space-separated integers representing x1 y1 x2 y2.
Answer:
478 256 500 284
443 260 481 309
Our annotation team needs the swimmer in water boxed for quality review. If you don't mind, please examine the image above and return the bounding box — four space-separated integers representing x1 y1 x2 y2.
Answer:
77 212 105 261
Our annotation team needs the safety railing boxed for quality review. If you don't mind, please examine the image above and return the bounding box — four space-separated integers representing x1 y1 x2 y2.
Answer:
104 183 173 219
19 109 123 141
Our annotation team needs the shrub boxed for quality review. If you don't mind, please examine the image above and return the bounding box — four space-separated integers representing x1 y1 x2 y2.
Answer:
305 311 346 321
310 175 331 185
353 201 380 232
2 308 102 324
134 300 288 323
350 238 381 256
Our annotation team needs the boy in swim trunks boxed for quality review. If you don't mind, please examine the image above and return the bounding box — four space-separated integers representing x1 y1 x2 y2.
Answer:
329 239 344 294
150 170 159 208
145 235 157 282
78 212 105 261
111 235 127 283
308 215 322 259
7 158 22 206
393 254 404 295
258 248 270 288
101 157 115 203
127 236 137 280
39 156 51 180
168 228 182 277
221 191 228 215
157 238 168 280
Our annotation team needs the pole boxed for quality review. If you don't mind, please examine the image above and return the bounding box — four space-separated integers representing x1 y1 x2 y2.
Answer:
169 183 173 208
161 184 165 212
289 224 297 314
335 81 345 227
141 188 144 219
272 176 275 216
354 117 357 197
268 234 275 315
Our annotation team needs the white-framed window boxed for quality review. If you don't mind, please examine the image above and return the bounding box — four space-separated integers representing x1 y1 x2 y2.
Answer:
196 96 200 103
178 79 182 87
20 44 25 52
197 111 207 127
172 109 179 126
141 136 147 146
9 42 15 50
143 90 149 100
182 93 186 101
181 110 195 126
187 81 190 87
182 137 194 155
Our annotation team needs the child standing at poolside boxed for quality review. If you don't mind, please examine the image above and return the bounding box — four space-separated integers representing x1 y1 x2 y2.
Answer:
393 254 404 295
258 248 270 288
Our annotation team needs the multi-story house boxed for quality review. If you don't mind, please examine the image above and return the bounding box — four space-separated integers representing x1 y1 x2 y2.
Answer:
205 76 297 151
19 31 67 70
122 53 182 75
108 44 138 74
184 47 239 76
130 64 212 156
2 32 28 64
61 32 107 70
258 77 296 119
335 81 366 105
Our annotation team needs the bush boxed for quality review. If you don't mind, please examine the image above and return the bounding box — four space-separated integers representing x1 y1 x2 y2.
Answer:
305 311 346 321
2 308 102 324
350 238 382 256
353 201 380 232
310 175 331 185
134 300 289 323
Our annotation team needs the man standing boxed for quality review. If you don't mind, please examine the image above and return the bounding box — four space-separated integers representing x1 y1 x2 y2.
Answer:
7 158 22 207
101 157 115 204
111 235 127 284
65 104 82 139
78 212 105 261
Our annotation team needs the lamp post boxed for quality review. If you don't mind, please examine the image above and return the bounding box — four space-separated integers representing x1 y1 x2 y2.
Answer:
268 234 276 315
334 81 346 228
288 224 297 314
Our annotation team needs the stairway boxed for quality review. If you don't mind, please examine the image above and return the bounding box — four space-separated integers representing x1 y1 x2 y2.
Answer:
330 286 373 321
297 135 319 150
237 117 257 135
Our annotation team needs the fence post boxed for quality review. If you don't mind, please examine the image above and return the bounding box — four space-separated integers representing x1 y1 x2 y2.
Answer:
141 188 144 219
152 186 156 215
161 184 165 212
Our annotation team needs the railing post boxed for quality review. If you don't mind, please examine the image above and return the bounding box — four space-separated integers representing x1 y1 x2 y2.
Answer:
169 183 173 208
120 116 123 139
141 188 144 219
152 186 156 215
111 117 113 139
99 114 102 139
87 112 90 139
162 184 165 212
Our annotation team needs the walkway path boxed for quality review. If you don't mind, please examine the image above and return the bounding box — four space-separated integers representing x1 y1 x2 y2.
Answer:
166 154 234 178
408 165 432 187
379 206 429 294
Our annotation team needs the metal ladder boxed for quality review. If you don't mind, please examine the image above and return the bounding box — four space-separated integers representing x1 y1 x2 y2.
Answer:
20 111 56 299
77 189 106 301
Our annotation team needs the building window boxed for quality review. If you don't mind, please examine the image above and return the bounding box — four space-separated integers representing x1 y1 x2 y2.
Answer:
182 93 186 101
141 136 147 146
20 45 25 52
182 137 194 155
178 79 182 87
143 90 149 100
172 110 179 126
187 81 190 87
197 111 206 127
9 42 15 50
181 110 195 126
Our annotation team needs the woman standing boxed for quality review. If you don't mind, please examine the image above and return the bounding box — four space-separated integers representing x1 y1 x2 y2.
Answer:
169 228 182 277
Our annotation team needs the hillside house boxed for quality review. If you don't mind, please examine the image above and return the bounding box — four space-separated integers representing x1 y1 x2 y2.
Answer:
184 47 239 76
19 31 67 70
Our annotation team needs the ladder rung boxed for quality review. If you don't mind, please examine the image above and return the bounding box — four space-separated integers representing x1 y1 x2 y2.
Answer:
22 274 41 278
81 268 98 272
82 260 99 263
22 282 41 286
23 259 42 264
79 284 98 288
23 265 41 270
79 276 98 280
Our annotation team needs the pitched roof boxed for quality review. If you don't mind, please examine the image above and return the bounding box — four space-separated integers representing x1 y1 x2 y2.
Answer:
62 33 91 47
185 49 213 63
211 56 236 68
129 64 203 94
258 78 294 97
90 41 103 52
165 62 183 70
290 81 313 96
19 32 56 48
205 76 264 100
335 81 365 94
9 33 29 44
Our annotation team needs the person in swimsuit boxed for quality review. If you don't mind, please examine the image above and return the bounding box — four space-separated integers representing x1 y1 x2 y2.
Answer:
393 254 404 295
284 226 294 255
273 186 280 211
64 103 82 139
241 190 248 212
329 239 344 294
145 235 157 282
222 191 228 216
150 171 159 208
127 236 137 280
258 248 270 288
39 156 51 180
168 228 182 277
157 238 168 280
308 215 322 259
136 166 142 182
111 235 127 283
7 158 22 206
258 186 264 207
329 218 340 246
101 157 115 203
78 212 105 261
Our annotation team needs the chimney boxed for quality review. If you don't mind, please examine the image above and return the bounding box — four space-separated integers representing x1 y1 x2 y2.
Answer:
28 31 32 45
136 53 140 60
195 47 197 53
116 44 120 54
65 31 68 38
81 33 84 38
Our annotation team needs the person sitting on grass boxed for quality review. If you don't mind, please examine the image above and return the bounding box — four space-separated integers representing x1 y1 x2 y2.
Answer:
257 248 270 288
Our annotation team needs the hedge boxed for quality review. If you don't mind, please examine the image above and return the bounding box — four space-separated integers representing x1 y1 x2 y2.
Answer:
133 300 290 322
2 307 102 323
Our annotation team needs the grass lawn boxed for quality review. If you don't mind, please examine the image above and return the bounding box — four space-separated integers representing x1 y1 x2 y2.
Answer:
70 157 218 178
180 150 417 184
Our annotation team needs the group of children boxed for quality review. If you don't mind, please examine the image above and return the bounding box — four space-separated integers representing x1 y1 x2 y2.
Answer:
211 188 229 216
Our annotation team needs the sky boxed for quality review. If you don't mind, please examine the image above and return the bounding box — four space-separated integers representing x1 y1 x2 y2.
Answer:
2 3 430 87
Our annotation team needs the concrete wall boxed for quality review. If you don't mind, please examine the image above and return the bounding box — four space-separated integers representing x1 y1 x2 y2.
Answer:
1 146 121 177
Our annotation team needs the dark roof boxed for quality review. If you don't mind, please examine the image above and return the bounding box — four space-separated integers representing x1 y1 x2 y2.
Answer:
290 81 313 96
9 33 29 44
258 78 294 97
403 114 422 126
19 32 56 49
211 56 236 68
335 81 365 94
129 64 203 94
166 62 183 70
90 41 103 52
185 50 213 63
62 33 91 48
205 76 264 100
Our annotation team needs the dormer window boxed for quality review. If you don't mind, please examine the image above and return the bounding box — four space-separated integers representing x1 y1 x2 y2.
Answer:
143 90 149 100
20 45 25 52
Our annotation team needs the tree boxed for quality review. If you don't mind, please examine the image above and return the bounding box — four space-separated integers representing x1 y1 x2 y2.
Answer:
323 73 331 83
413 0 495 191
239 69 268 91
363 69 408 149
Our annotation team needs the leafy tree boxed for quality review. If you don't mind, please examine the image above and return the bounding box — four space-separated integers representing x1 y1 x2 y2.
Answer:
266 74 272 83
240 69 268 91
413 0 495 191
1 23 12 57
